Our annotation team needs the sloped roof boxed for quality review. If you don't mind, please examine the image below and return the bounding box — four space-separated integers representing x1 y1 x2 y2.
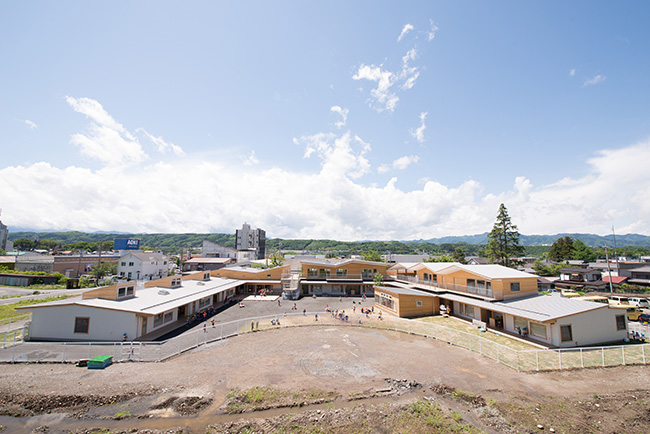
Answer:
438 264 538 280
441 293 606 322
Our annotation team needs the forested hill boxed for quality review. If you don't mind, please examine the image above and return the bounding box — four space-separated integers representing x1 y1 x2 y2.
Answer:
419 233 650 247
7 231 650 255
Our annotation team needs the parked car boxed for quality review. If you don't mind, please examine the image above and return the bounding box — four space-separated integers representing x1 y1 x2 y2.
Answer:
625 306 643 321
639 313 650 324
609 295 629 306
628 297 650 309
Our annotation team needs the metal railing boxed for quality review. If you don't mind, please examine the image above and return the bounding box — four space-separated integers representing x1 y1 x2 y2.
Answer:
1 314 648 371
394 275 503 299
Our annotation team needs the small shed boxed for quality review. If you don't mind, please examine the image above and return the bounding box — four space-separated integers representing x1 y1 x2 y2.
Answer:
374 285 436 318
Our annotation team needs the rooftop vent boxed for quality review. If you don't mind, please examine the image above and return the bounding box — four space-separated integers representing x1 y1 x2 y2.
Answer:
158 289 170 295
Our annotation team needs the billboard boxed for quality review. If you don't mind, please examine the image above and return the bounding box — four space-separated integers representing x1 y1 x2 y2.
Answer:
114 238 140 250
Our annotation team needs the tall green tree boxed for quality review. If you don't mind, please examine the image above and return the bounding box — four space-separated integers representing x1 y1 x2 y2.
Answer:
361 250 383 262
548 236 575 261
486 204 525 268
572 239 596 261
452 247 466 264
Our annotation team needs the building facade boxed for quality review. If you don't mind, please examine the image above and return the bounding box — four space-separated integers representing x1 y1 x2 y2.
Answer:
235 223 266 260
117 251 170 281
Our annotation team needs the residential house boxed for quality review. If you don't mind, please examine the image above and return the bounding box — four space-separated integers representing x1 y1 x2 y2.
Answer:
118 251 170 281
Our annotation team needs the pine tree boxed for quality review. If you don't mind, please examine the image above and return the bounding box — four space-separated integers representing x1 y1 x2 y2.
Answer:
486 204 525 268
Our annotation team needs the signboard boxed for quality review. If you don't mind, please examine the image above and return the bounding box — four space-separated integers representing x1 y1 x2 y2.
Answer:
114 238 140 250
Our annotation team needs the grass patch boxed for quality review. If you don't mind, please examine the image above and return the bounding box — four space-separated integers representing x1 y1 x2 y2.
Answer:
415 316 540 351
0 295 70 321
225 387 338 414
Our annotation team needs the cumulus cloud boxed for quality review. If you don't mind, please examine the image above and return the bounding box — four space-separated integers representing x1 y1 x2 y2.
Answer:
66 96 148 167
25 120 38 129
330 106 349 128
426 19 439 41
2 100 650 239
137 128 185 156
411 112 428 143
352 48 421 112
569 69 576 77
583 74 606 87
296 131 371 180
398 23 414 42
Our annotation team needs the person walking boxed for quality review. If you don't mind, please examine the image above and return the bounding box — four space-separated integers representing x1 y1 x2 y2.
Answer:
211 318 215 328
203 322 207 333
251 320 255 331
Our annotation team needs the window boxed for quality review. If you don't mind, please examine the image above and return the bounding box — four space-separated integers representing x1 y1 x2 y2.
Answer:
164 311 173 323
336 269 348 276
510 282 520 292
154 314 163 327
560 325 573 342
530 323 547 339
129 262 134 266
416 300 422 307
74 317 90 334
118 287 126 297
514 316 527 331
126 286 134 296
460 304 474 317
121 261 126 266
307 268 318 277
467 279 476 289
615 315 626 331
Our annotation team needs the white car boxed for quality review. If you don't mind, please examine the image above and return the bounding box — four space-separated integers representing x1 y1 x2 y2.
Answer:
628 297 650 309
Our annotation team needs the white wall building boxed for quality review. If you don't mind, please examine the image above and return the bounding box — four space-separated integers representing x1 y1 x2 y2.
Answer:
118 251 170 281
19 273 244 341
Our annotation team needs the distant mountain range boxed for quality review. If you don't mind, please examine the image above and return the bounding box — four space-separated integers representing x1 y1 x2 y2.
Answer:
414 233 650 247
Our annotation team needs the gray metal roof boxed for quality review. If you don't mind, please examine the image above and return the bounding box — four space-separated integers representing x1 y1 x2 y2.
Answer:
439 293 606 323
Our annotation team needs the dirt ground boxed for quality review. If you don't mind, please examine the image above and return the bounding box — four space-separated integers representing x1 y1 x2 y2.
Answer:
1 325 650 433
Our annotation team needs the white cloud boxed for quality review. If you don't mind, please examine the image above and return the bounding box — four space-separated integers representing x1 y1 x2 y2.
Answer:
583 74 606 87
25 120 38 129
392 155 419 170
426 19 439 41
330 106 349 129
137 128 185 156
569 69 576 77
378 164 390 174
411 112 428 143
296 131 371 180
352 48 421 112
3 104 650 239
66 96 148 168
398 24 414 42
243 151 259 166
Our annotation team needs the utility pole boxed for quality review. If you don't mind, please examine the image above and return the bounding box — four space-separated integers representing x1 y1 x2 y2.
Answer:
605 245 614 293
97 238 102 285
612 225 620 277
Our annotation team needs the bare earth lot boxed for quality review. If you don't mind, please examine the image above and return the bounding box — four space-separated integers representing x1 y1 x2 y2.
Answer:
1 322 650 433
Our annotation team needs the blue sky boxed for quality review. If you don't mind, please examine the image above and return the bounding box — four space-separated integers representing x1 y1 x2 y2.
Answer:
2 1 650 240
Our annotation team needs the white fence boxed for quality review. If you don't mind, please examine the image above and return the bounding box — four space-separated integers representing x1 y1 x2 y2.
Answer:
1 313 648 372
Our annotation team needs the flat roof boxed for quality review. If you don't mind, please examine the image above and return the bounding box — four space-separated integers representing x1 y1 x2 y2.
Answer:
18 277 245 316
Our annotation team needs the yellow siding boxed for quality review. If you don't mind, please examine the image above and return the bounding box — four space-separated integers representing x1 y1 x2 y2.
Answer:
301 261 388 276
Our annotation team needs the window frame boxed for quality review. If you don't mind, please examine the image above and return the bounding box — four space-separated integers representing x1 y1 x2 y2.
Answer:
74 317 90 334
560 324 573 342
